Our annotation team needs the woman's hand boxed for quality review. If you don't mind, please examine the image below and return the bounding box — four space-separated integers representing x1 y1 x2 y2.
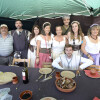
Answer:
36 57 39 64
64 35 68 39
89 56 94 62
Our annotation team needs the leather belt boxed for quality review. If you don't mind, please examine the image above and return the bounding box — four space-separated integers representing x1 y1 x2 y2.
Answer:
72 45 81 51
40 48 51 54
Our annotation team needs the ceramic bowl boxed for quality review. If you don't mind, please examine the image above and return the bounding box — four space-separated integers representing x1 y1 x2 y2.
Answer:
19 90 32 100
55 78 76 93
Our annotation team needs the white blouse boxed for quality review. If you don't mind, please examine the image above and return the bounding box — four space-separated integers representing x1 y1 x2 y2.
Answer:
30 37 37 46
68 36 82 45
68 36 83 55
28 36 38 67
37 35 52 48
52 37 66 53
85 36 100 54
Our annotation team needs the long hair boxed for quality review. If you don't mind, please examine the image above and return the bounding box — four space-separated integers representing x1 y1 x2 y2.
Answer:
70 21 84 41
87 24 100 36
29 25 40 42
41 22 51 36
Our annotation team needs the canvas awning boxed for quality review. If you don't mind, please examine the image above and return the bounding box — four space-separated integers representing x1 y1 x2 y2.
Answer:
0 0 100 20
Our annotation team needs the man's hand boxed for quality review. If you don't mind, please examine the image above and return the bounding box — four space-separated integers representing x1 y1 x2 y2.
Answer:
59 62 63 68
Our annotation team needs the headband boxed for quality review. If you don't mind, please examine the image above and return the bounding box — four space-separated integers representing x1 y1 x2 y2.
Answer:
71 21 80 25
43 22 51 28
90 24 99 28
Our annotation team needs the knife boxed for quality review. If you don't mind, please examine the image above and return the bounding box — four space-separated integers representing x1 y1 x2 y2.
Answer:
41 76 52 82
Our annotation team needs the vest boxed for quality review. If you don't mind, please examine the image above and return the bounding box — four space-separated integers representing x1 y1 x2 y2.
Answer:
11 30 28 58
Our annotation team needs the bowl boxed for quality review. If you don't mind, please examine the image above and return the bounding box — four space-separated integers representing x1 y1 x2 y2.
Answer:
90 69 96 75
19 90 32 100
55 78 76 93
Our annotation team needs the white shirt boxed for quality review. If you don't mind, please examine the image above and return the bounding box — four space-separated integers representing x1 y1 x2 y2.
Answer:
9 30 31 41
52 54 93 70
30 36 37 47
37 35 52 48
51 33 54 38
85 36 100 54
52 37 66 53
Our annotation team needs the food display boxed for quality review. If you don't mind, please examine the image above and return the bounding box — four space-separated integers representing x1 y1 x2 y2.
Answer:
57 78 75 89
55 77 76 93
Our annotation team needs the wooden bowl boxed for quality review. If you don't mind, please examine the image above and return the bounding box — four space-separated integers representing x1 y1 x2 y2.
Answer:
19 90 32 100
90 69 96 75
55 78 76 93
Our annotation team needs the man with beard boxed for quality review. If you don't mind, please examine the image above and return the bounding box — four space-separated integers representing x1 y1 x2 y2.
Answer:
61 15 70 35
52 45 93 70
0 24 13 65
10 19 31 59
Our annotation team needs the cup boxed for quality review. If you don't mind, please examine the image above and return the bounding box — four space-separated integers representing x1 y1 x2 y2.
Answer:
90 69 96 75
55 72 60 79
12 76 18 84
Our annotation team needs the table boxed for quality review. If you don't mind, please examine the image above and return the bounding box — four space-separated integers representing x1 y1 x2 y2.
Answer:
0 65 100 100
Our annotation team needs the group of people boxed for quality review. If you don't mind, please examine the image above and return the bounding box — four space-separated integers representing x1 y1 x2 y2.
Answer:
0 15 100 70
0 19 31 65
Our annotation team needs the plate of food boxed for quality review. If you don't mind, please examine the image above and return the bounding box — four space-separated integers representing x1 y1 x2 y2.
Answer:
39 68 52 75
40 97 56 100
0 72 16 85
55 77 76 93
61 71 75 79
84 69 100 78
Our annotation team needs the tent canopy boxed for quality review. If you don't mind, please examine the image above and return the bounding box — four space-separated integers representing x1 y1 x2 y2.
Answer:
0 0 100 20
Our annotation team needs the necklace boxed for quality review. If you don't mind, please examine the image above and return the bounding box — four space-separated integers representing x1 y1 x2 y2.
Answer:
74 33 78 37
65 55 73 69
74 35 77 37
91 35 97 40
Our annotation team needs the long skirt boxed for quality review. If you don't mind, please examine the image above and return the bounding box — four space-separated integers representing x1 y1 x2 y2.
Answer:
28 49 36 67
35 53 52 68
83 53 100 65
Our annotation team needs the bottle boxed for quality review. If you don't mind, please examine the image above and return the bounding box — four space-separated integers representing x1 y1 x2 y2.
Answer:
22 59 29 84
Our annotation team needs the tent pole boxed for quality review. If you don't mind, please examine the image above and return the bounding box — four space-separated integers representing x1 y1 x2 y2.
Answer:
82 0 92 15
73 10 88 15
93 8 100 16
